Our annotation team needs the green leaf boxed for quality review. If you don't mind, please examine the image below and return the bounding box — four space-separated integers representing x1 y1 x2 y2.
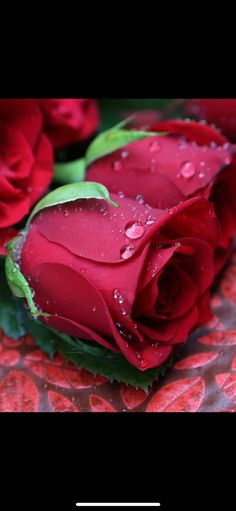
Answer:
53 334 173 391
23 315 57 358
0 259 26 339
54 158 86 184
85 127 164 166
27 181 119 224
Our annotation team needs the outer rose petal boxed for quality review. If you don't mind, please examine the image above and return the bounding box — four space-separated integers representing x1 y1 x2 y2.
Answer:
86 129 231 208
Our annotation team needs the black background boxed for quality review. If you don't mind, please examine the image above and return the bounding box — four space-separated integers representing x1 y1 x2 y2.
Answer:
1 413 235 510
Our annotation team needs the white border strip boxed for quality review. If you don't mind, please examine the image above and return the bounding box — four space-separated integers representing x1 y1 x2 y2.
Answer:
76 504 161 507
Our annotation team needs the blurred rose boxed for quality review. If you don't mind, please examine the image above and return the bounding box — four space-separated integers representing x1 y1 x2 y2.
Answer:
39 99 99 148
186 99 236 142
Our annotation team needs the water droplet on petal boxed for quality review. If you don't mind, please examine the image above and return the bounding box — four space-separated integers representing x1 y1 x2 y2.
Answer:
118 296 124 304
136 194 144 204
118 191 125 198
180 161 196 179
199 172 205 179
146 216 156 226
120 244 135 260
210 141 217 149
149 140 161 152
139 359 147 369
63 209 69 217
121 150 129 159
92 306 97 312
112 160 122 171
125 221 145 240
113 289 120 300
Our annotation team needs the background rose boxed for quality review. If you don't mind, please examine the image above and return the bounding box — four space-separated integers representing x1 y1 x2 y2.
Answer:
19 193 218 371
0 99 53 229
186 99 236 142
38 99 99 149
86 120 236 271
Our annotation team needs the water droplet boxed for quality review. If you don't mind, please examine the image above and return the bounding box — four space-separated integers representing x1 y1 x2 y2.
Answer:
199 172 205 179
149 140 161 152
139 359 147 369
146 216 156 226
113 289 120 299
63 209 69 217
118 191 125 198
121 308 127 316
92 306 96 312
125 221 145 240
120 244 135 260
180 161 196 179
224 157 231 165
121 150 129 159
112 160 122 172
118 296 124 304
136 194 144 204
210 141 217 149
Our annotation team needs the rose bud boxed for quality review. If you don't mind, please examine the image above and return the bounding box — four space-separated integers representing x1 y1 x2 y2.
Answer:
38 99 99 149
186 99 236 142
17 186 218 371
86 120 236 271
0 99 53 229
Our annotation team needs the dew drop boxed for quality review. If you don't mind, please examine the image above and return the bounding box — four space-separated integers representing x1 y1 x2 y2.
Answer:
136 194 144 204
120 244 135 260
113 289 120 299
210 141 217 149
146 215 156 226
180 161 196 179
121 150 129 159
63 209 69 217
118 191 125 198
199 172 205 179
125 221 145 240
139 359 147 369
149 140 161 153
112 160 122 172
92 306 97 312
118 296 124 304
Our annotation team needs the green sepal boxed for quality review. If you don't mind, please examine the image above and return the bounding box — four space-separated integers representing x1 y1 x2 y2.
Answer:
27 181 119 225
5 241 49 320
85 126 164 166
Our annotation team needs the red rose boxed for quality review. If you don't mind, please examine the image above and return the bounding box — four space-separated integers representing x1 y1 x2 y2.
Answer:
38 99 99 148
186 99 236 142
20 193 218 370
86 120 236 271
0 99 53 229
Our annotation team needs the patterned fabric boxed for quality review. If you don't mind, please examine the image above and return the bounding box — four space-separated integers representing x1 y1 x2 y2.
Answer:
1 251 236 412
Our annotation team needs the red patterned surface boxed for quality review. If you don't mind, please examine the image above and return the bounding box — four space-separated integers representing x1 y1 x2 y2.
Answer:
1 252 236 412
